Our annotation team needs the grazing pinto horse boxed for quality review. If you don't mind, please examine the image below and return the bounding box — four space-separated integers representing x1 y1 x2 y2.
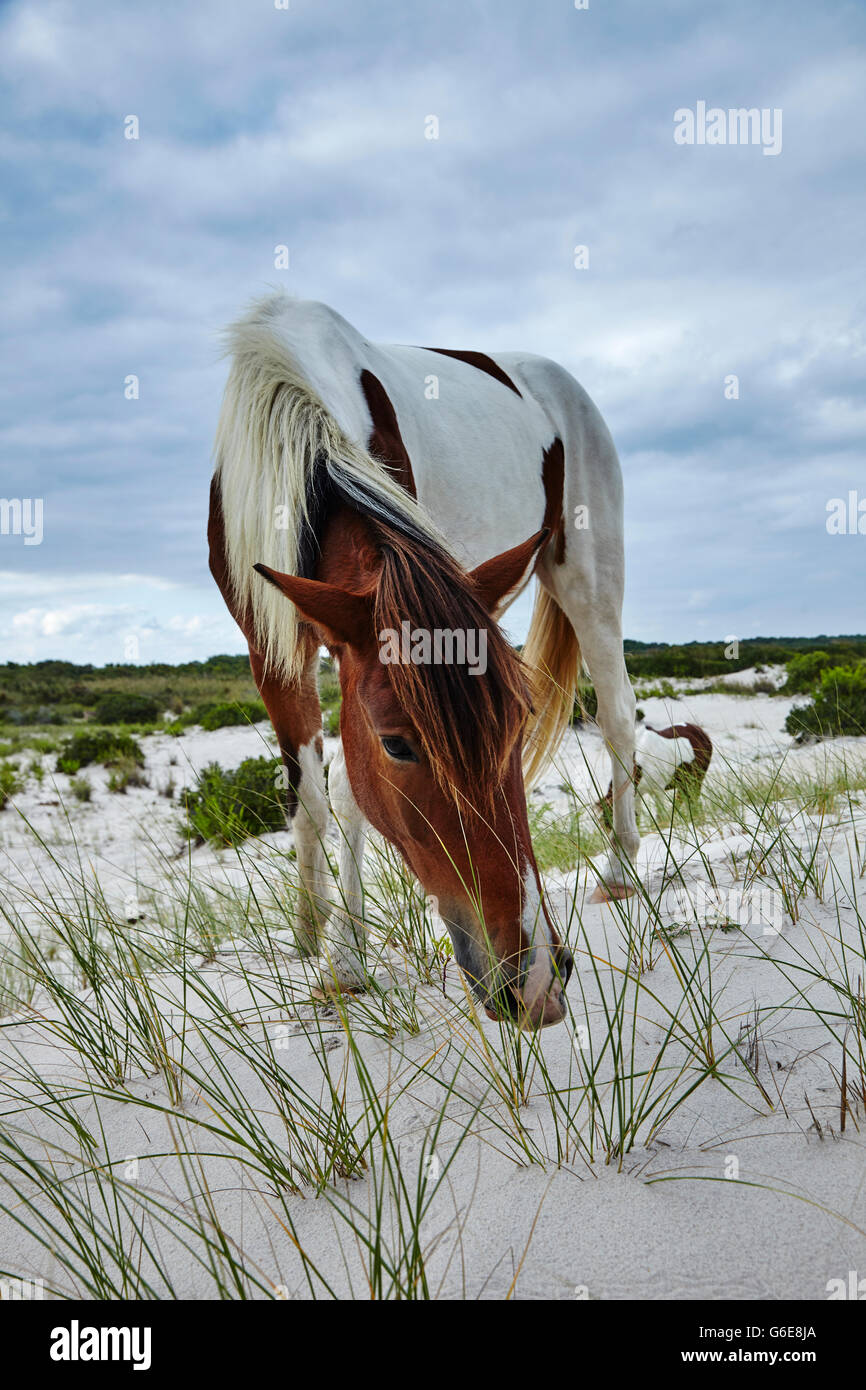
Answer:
209 295 639 1028
601 723 713 822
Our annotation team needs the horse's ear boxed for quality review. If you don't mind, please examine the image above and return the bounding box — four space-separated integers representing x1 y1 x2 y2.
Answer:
253 564 372 648
469 528 549 613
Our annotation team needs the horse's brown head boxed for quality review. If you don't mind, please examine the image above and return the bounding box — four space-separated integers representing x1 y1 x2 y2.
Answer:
255 522 572 1029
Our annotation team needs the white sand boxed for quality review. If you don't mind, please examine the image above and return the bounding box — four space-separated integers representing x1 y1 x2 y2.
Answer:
1 695 865 1300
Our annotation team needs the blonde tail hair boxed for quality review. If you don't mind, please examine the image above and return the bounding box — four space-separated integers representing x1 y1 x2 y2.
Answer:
521 585 581 787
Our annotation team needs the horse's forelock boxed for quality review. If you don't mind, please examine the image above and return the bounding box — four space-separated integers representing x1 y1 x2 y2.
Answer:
372 524 531 807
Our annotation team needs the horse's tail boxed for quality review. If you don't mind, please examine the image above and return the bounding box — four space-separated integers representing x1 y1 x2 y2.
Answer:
213 298 445 681
521 585 581 786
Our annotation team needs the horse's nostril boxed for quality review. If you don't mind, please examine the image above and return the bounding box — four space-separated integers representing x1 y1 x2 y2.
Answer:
503 982 523 1020
555 945 574 988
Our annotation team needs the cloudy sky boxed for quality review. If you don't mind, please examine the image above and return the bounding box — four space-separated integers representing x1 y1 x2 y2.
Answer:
1 0 864 666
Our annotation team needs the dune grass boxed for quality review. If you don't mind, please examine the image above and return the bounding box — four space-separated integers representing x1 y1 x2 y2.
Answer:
0 733 864 1297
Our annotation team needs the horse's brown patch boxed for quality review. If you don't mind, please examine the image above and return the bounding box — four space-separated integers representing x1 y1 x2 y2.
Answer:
541 437 566 565
207 475 232 607
208 475 322 818
652 723 713 792
425 348 522 397
359 369 416 497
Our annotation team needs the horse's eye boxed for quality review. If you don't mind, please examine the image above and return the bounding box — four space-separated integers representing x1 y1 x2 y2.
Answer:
381 736 418 763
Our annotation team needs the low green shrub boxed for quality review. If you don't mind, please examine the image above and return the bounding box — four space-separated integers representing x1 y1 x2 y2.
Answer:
32 705 65 725
182 756 286 846
107 758 150 794
197 700 266 731
694 676 780 697
785 664 866 741
173 700 267 732
0 762 22 808
56 730 145 775
21 735 58 755
69 775 91 802
632 679 680 700
92 692 160 724
782 650 835 695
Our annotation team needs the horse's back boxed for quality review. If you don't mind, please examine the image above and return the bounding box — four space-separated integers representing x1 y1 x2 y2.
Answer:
240 295 620 570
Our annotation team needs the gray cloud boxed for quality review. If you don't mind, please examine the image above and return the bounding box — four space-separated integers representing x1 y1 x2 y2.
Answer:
0 0 864 661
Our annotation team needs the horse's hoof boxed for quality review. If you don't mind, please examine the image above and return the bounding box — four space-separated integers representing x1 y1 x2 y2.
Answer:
589 882 637 903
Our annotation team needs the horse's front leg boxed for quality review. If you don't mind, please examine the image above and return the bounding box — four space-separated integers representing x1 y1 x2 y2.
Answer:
249 642 331 954
290 735 332 953
320 742 369 990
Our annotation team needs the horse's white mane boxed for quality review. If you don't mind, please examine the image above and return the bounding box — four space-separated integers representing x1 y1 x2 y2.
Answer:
213 295 446 680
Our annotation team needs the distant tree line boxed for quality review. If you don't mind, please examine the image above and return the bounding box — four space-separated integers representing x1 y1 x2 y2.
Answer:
623 636 866 679
0 654 256 727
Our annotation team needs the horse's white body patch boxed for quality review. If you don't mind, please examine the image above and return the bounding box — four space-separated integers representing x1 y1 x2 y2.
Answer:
519 863 560 1009
322 743 368 988
520 863 552 947
635 728 695 794
228 296 558 573
290 736 331 951
296 737 329 826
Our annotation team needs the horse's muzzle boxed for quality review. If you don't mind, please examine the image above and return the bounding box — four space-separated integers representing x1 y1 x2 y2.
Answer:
484 942 573 1030
442 908 572 1029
